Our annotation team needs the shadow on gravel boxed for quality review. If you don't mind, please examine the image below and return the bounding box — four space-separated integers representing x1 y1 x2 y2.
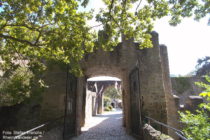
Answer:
72 110 136 140
39 110 136 140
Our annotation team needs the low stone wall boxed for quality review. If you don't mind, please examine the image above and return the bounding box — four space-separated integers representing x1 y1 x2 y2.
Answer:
143 124 174 140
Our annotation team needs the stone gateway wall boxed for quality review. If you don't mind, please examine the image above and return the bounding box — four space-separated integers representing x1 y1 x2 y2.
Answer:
0 31 178 140
76 31 177 138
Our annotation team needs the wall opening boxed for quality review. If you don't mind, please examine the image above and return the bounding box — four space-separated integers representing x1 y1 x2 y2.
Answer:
81 76 124 133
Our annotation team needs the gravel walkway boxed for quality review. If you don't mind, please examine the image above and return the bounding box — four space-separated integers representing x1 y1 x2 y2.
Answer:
71 109 136 140
39 109 136 140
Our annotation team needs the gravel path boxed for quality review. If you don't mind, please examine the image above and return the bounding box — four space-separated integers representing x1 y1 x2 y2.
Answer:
71 109 136 140
39 109 136 140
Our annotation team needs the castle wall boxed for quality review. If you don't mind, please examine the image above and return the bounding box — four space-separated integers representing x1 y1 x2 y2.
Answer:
0 31 177 139
78 31 175 138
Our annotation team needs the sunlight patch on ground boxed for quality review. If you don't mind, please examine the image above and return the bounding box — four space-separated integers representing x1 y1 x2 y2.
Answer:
81 109 122 132
81 115 109 132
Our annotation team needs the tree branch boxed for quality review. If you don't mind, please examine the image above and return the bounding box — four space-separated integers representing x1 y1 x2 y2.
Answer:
35 32 42 45
109 0 115 16
135 0 143 13
120 0 127 25
2 23 50 32
110 15 121 29
106 0 121 29
0 23 7 31
0 34 45 47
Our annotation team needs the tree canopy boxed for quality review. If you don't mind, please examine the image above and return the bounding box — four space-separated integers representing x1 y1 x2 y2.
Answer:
96 0 209 49
0 0 209 105
0 0 98 76
0 0 209 74
104 86 121 99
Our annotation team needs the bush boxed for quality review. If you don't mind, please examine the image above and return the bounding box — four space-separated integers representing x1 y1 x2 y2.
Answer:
104 105 113 112
104 107 111 111
104 96 111 107
108 105 113 110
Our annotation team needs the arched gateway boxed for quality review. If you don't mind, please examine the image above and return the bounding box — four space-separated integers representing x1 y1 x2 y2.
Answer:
40 31 178 139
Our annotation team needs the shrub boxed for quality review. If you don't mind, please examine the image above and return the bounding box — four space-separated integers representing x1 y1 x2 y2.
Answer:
104 107 111 111
104 105 113 112
104 96 111 107
108 105 113 110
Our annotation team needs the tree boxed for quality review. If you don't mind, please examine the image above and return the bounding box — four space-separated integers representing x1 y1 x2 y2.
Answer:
0 0 96 105
0 0 209 105
179 76 210 140
196 56 210 76
104 86 121 99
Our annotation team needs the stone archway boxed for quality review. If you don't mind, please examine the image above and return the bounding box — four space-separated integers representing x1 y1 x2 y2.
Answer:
71 31 176 138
